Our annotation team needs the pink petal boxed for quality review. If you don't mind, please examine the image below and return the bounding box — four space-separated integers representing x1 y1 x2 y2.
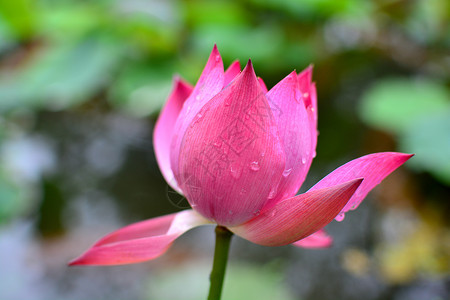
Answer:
309 152 414 221
298 66 318 163
177 61 286 226
264 71 313 205
170 45 225 182
258 77 268 93
297 65 314 109
224 60 241 86
69 210 210 266
230 178 363 246
307 82 318 153
292 229 333 248
154 77 193 193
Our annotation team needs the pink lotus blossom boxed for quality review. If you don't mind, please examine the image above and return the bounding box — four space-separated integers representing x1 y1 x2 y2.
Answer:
69 46 412 265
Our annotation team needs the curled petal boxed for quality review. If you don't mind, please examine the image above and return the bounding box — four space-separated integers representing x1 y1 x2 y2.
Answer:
69 210 210 266
292 229 332 248
154 77 193 193
230 178 363 246
177 61 286 226
309 152 414 221
265 71 312 204
171 45 225 181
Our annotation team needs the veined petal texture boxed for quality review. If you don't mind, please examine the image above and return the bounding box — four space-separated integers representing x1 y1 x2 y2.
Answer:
230 178 363 246
177 61 286 226
171 45 225 183
154 77 193 193
69 210 210 266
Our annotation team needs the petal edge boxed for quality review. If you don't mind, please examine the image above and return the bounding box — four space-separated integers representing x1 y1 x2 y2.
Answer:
69 210 210 266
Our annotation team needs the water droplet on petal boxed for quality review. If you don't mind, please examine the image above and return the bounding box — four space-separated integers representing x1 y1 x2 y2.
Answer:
268 186 277 199
301 157 307 164
335 212 345 222
282 168 292 177
224 99 231 106
270 209 277 217
213 140 222 148
195 95 201 101
253 210 260 217
215 55 221 62
303 92 309 98
230 164 241 179
249 161 260 171
312 151 317 158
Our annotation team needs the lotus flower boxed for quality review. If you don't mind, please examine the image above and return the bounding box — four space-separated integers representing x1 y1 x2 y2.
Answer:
69 46 412 265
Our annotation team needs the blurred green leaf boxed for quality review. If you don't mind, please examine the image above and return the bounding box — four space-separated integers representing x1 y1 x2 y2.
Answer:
359 78 450 134
184 0 248 26
400 109 450 184
0 0 35 40
191 24 288 67
246 0 369 19
37 2 106 42
0 36 123 113
108 61 174 117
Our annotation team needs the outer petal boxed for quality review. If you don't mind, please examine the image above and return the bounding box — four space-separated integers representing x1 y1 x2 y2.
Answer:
264 71 312 205
177 61 286 226
230 178 363 246
309 152 414 221
69 210 210 266
257 77 268 93
154 77 193 193
298 65 315 112
171 45 225 182
224 60 241 86
298 66 318 170
292 229 333 248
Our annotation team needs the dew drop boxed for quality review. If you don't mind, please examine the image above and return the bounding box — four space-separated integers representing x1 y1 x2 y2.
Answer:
230 163 242 179
312 151 317 158
253 210 260 217
282 168 292 177
224 99 231 106
249 161 260 171
213 140 222 148
195 95 201 101
268 186 277 199
303 92 309 98
301 157 307 164
335 212 345 222
215 55 221 62
270 209 277 217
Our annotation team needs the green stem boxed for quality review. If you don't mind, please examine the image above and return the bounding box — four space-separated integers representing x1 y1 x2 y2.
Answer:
207 225 233 300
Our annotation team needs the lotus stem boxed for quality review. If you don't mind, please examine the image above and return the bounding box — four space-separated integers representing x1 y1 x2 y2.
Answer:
207 225 233 300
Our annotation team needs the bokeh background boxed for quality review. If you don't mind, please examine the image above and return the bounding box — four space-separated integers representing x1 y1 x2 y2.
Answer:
0 0 449 299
